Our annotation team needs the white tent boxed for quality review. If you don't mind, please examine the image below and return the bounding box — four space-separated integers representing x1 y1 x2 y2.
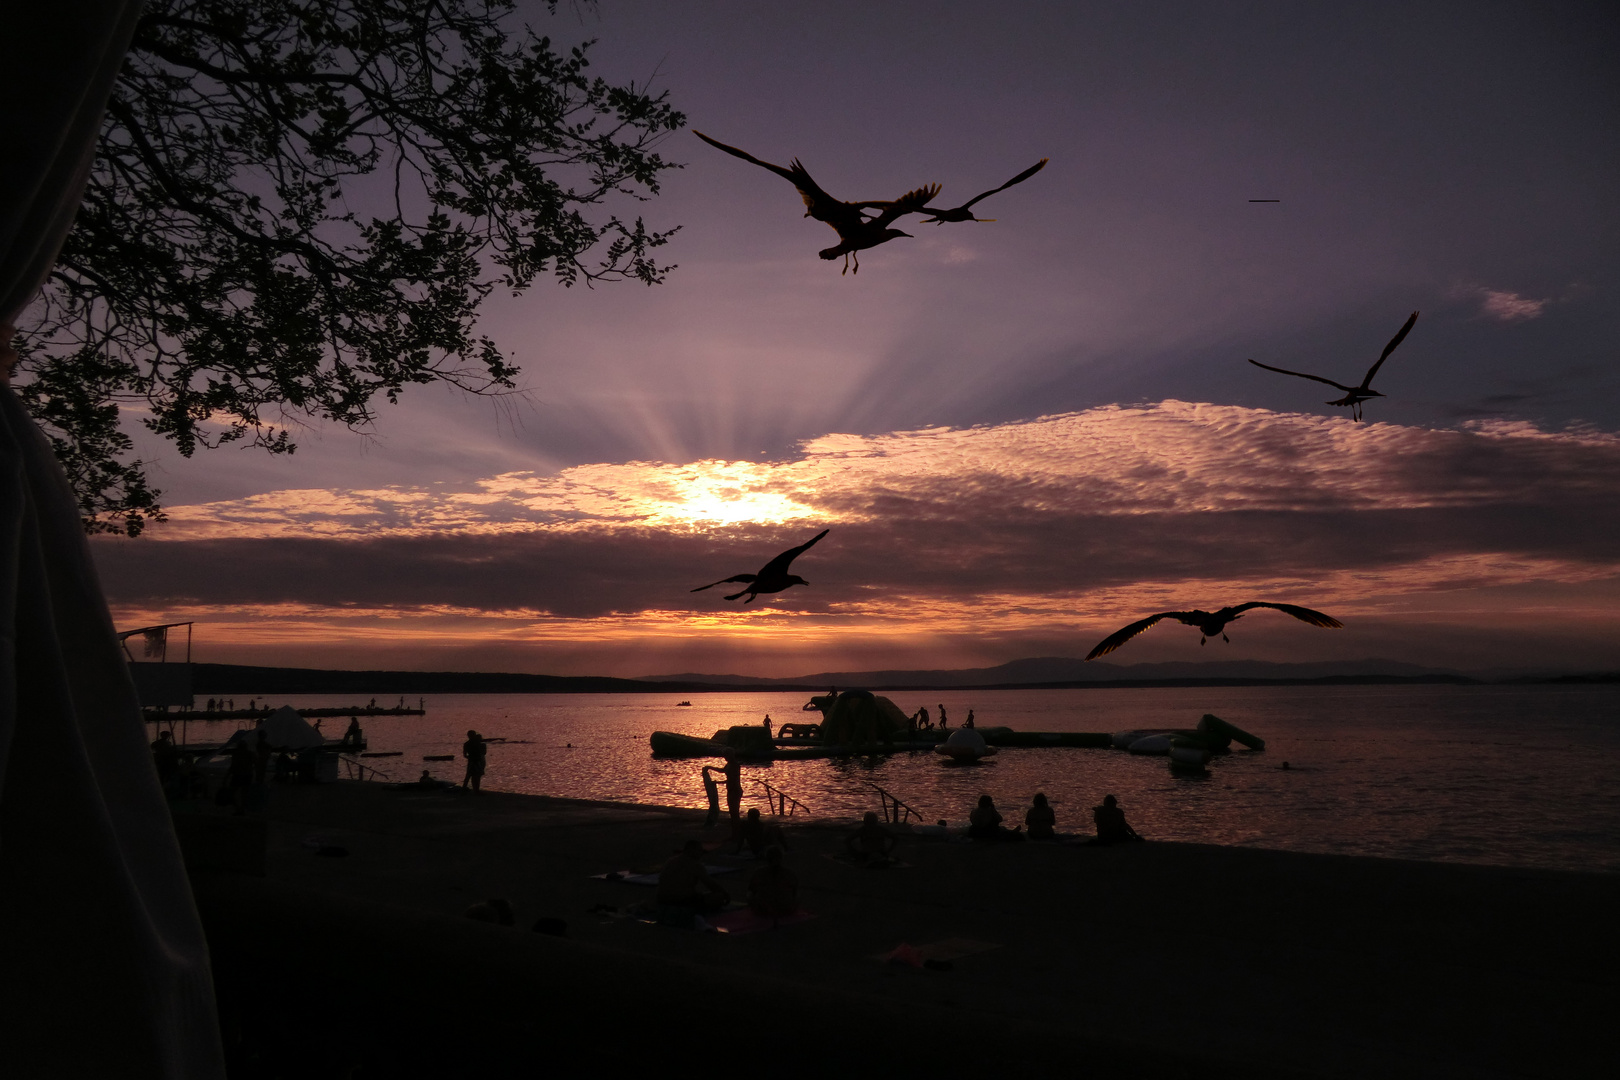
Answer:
258 706 326 750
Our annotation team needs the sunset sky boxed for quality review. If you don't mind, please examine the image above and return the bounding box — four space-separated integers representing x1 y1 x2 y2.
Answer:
91 1 1620 677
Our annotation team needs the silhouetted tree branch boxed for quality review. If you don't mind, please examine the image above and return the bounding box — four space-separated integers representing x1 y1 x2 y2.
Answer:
14 0 683 534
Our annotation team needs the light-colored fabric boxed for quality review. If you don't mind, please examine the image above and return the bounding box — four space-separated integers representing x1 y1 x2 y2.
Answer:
0 3 227 1076
258 705 325 750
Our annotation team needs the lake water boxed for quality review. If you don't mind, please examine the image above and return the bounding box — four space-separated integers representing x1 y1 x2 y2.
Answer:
177 683 1620 873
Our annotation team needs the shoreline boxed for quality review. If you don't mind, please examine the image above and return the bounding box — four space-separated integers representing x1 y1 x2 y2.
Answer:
184 780 1618 1077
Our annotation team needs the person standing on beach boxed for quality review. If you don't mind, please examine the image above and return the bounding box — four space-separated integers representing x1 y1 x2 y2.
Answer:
723 756 744 823
462 730 488 793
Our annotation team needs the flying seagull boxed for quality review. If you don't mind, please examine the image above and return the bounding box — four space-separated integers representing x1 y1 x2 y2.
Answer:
1248 311 1420 421
694 131 938 274
692 529 830 604
1085 602 1343 660
914 158 1049 224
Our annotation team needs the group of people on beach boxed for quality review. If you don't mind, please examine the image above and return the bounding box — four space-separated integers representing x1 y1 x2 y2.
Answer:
966 792 1143 844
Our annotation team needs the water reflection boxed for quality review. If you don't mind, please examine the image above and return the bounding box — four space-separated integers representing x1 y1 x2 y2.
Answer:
181 684 1620 873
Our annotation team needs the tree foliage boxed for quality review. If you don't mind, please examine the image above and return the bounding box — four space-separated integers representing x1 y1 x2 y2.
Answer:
15 0 683 535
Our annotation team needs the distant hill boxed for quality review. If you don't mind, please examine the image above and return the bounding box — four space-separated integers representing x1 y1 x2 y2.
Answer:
639 656 1480 688
187 663 747 695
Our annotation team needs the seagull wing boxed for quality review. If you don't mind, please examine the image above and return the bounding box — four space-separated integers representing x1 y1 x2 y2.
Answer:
1228 602 1344 629
1085 612 1184 660
1247 359 1357 394
857 184 943 228
957 158 1049 211
693 131 800 185
692 574 757 593
757 528 830 577
692 132 853 228
1358 310 1419 391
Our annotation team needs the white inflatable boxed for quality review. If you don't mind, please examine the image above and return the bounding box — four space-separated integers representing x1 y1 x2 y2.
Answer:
1127 734 1174 756
934 727 996 761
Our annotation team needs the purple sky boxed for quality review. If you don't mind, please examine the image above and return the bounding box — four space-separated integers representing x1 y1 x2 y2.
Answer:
93 2 1620 676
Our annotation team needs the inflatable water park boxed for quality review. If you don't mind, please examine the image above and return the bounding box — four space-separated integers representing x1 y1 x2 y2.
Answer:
648 691 1263 772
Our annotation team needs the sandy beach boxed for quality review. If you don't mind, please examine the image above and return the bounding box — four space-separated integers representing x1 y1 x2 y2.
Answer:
179 781 1617 1078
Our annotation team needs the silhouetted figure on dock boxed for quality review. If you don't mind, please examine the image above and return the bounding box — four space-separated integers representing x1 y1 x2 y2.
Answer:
938 703 949 730
1086 601 1342 659
658 840 729 923
762 714 773 738
1248 310 1419 421
691 528 829 603
964 709 976 729
1092 794 1144 845
1025 793 1056 841
846 811 897 865
748 846 799 919
462 730 488 793
969 794 1024 841
342 716 364 750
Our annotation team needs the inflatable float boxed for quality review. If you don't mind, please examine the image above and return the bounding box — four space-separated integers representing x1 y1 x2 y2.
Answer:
934 727 997 763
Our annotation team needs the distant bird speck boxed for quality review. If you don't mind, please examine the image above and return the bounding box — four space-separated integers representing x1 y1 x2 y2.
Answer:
1248 311 1419 421
692 529 830 604
1086 602 1343 660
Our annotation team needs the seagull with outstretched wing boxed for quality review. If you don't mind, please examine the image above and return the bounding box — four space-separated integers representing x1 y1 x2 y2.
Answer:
692 529 831 604
1086 602 1343 660
694 131 938 274
915 158 1049 224
1248 311 1419 421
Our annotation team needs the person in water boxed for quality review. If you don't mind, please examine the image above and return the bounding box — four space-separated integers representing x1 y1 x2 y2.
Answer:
658 840 729 915
1025 793 1056 841
846 811 896 865
747 846 799 919
1092 794 1144 844
733 807 789 858
968 794 1024 841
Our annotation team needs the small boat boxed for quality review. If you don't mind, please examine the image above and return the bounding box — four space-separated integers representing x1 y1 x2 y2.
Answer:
675 701 692 707
934 727 996 763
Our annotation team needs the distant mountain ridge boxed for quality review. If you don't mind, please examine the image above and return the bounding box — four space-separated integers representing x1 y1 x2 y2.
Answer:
639 656 1478 687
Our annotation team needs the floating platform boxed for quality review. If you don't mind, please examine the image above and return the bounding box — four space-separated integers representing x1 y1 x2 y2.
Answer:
146 706 425 721
650 726 1112 760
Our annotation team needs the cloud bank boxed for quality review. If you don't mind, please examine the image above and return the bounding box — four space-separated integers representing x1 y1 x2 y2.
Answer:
92 402 1620 674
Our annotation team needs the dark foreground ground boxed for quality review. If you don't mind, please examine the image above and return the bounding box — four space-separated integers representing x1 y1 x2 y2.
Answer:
179 781 1619 1079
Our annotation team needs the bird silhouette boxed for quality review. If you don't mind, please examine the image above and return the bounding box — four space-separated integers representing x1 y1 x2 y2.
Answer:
1085 602 1343 660
1248 311 1419 421
914 158 1048 224
692 529 830 603
694 131 939 273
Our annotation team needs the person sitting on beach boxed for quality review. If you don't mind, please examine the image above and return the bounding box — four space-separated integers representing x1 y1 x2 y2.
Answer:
747 846 799 919
658 840 729 915
1025 793 1056 841
462 729 487 793
846 811 896 865
1092 794 1144 845
734 807 789 858
969 794 1024 842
